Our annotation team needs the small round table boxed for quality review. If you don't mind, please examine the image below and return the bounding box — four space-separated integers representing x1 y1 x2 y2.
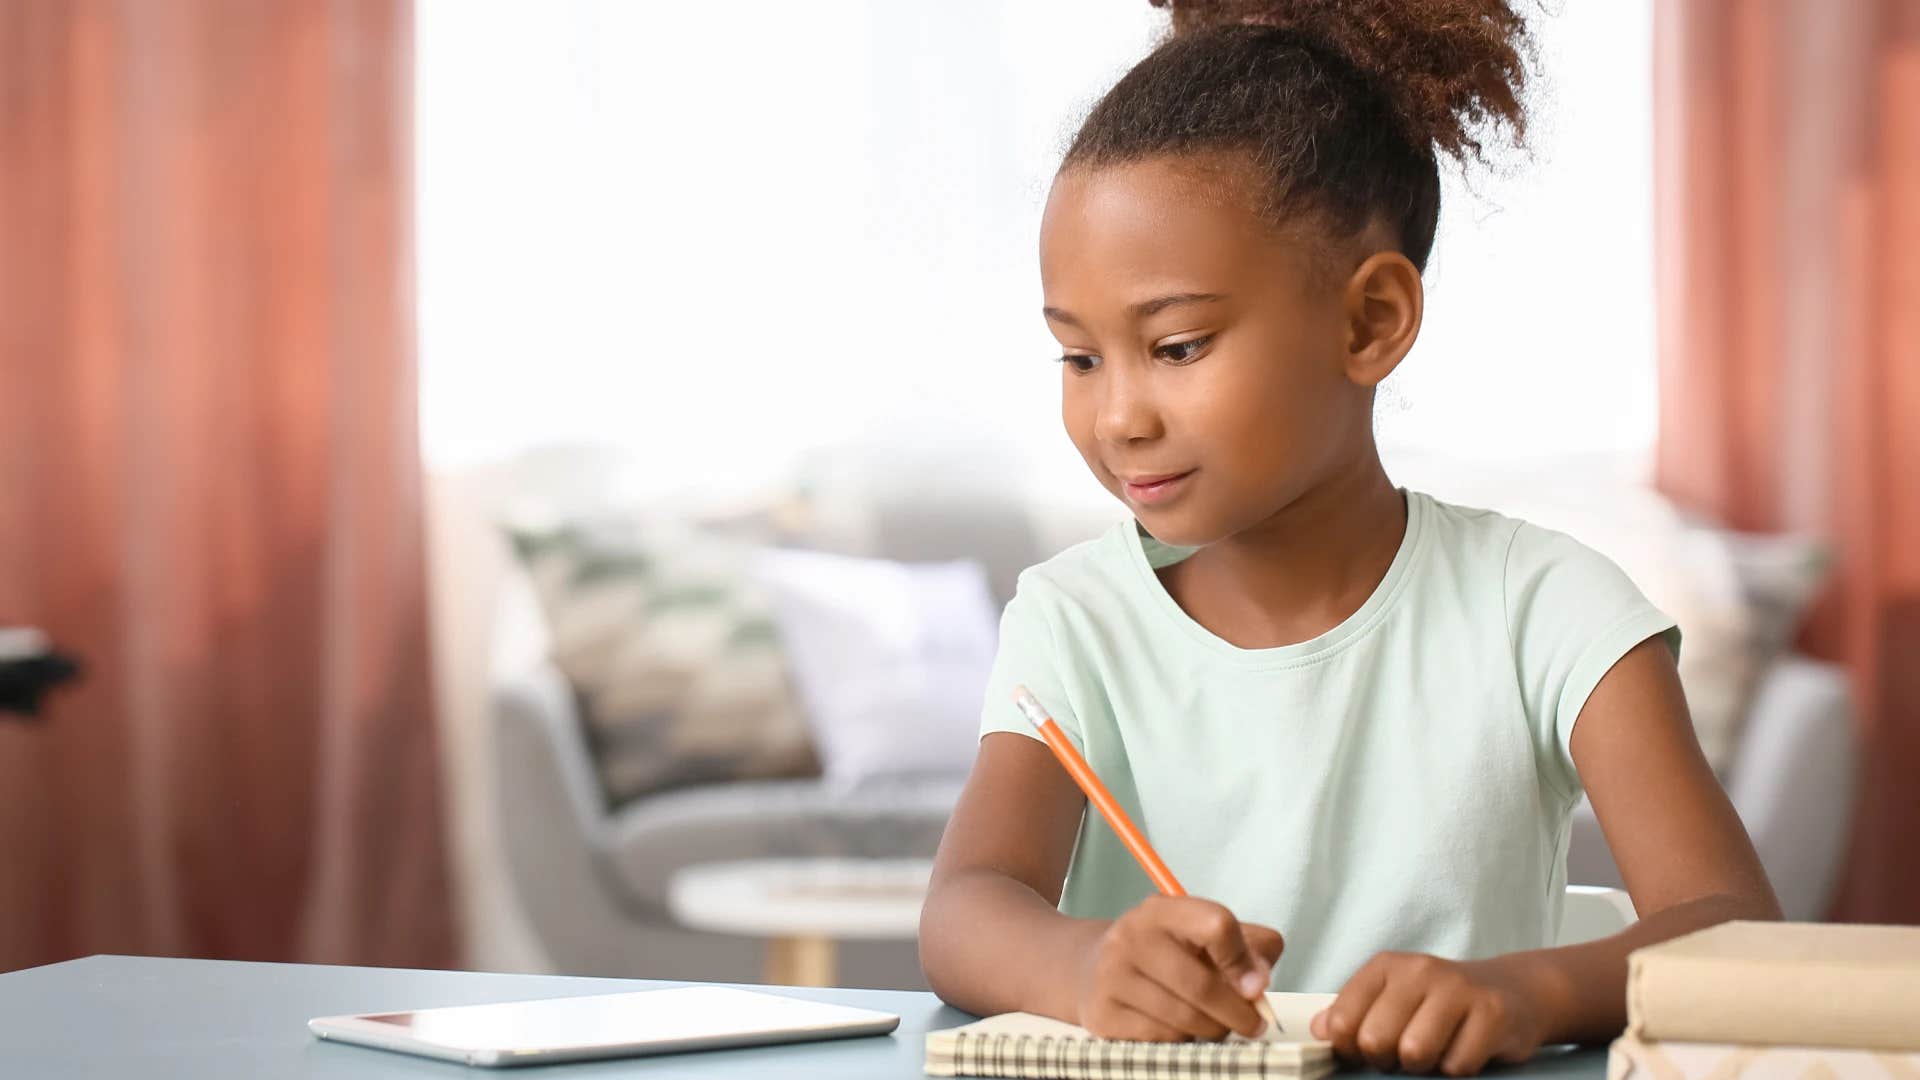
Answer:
667 858 932 987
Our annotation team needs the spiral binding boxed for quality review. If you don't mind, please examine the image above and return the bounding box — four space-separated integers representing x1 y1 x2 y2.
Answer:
950 1030 1287 1079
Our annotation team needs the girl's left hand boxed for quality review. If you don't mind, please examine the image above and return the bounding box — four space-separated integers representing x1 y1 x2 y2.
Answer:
1308 952 1552 1076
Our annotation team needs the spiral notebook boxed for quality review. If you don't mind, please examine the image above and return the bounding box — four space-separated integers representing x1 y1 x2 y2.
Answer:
924 992 1336 1079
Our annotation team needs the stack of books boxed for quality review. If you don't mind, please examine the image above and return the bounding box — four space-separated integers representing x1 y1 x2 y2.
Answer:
1613 921 1920 1079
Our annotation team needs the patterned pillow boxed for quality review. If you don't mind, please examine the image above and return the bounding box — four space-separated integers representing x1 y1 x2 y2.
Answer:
507 519 819 807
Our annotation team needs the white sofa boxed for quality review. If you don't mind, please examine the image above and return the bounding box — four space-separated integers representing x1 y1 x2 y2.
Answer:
429 445 1854 987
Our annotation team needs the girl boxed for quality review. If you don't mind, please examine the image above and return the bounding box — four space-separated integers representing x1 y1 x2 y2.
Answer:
917 1 1780 1075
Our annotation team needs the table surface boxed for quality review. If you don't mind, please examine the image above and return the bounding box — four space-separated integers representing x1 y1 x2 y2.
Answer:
0 955 1610 1079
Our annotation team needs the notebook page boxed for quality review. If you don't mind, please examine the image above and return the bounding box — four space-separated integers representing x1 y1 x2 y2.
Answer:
939 992 1336 1045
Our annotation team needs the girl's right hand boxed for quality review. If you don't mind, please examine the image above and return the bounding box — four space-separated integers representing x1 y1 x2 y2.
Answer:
1074 894 1285 1042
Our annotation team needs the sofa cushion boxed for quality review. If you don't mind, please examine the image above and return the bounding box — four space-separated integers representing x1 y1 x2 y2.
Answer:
595 776 964 919
508 520 820 807
751 548 1000 787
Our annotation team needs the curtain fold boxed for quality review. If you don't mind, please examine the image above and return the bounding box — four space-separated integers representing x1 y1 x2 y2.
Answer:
1653 0 1920 922
0 0 453 970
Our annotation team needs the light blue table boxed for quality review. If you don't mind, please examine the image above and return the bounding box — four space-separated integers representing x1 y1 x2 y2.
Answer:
0 955 1609 1078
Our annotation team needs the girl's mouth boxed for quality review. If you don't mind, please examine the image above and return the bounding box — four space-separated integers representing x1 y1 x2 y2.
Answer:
1122 470 1194 506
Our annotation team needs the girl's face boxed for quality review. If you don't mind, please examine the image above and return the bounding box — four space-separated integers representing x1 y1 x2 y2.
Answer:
1039 156 1378 548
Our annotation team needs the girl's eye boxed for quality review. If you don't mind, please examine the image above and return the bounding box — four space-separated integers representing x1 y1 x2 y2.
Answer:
1154 336 1211 365
1057 354 1101 374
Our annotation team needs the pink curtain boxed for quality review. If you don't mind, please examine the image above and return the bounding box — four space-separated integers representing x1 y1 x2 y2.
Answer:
1654 1 1920 922
0 0 453 969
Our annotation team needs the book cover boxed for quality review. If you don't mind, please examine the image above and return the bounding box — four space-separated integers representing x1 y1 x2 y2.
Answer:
1627 921 1920 1052
1609 1033 1920 1080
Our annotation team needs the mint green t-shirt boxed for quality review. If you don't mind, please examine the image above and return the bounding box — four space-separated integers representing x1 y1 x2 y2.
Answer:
979 489 1679 992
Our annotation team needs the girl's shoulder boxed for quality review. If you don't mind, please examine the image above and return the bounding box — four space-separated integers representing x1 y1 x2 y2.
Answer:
1005 518 1144 613
1005 492 1658 638
1412 489 1612 583
1412 488 1679 667
1411 489 1525 552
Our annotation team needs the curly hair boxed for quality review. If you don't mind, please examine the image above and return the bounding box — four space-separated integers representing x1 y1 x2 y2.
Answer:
1063 0 1535 272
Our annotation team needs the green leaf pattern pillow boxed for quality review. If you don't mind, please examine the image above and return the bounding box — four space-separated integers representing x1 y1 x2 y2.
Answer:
509 520 819 807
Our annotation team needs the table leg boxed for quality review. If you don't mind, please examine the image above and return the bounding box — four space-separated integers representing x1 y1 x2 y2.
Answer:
765 935 837 986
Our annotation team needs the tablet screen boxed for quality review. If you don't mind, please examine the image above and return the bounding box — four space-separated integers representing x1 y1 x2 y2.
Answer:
318 985 899 1061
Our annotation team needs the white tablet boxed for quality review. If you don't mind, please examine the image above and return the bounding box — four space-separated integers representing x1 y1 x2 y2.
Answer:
309 984 901 1067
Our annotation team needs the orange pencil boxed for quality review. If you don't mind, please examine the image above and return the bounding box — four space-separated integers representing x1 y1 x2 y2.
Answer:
1012 684 1283 1036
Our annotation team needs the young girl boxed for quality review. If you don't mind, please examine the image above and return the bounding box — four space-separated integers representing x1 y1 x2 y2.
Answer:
918 2 1780 1074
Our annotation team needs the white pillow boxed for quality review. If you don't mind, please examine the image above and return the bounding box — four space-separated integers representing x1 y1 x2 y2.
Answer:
751 548 999 787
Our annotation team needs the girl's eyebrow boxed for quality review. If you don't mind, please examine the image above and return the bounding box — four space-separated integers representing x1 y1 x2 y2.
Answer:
1042 292 1228 328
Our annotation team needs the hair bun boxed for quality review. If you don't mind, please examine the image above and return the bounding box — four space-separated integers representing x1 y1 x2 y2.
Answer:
1147 0 1532 163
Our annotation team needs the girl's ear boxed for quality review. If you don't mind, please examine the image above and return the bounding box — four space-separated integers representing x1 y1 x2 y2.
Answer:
1340 251 1424 387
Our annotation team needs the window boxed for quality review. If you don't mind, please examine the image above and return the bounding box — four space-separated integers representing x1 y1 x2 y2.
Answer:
417 1 1655 499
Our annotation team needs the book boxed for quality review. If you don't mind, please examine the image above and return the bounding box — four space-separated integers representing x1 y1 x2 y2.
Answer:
1608 1033 1920 1080
1627 921 1920 1052
924 992 1335 1080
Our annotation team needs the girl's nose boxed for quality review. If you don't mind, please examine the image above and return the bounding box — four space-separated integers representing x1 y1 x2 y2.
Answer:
1092 362 1164 446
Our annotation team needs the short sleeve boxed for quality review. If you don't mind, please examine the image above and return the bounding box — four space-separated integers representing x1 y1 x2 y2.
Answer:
1504 523 1682 801
979 572 1085 751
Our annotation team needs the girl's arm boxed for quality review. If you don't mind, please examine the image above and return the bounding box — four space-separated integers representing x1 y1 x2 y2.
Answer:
920 732 1096 1022
1510 635 1782 1040
921 732 1281 1039
1311 637 1782 1074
